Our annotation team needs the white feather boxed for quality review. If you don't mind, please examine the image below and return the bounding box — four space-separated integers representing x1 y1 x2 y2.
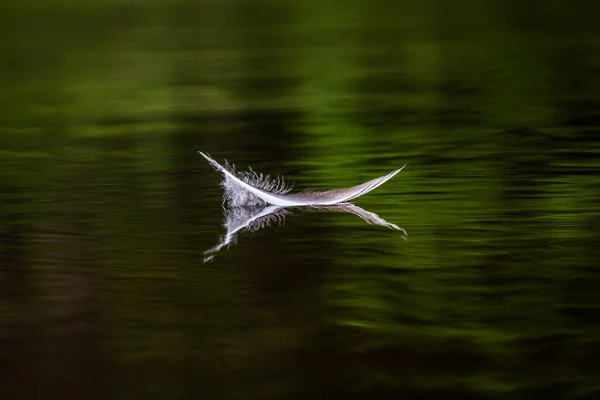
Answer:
199 151 405 207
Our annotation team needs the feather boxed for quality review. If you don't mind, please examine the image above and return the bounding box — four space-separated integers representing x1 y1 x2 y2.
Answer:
199 151 405 207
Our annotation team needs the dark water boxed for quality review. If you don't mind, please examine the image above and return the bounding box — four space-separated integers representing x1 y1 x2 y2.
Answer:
2 1 600 399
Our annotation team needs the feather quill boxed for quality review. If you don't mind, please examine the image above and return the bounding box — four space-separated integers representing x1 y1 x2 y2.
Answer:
199 151 405 207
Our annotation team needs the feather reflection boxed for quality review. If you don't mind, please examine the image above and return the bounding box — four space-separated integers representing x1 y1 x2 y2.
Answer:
204 204 406 262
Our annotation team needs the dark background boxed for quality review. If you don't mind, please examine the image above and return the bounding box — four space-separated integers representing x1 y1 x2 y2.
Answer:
1 1 600 399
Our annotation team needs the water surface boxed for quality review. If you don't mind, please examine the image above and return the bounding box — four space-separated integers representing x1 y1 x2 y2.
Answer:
1 1 600 399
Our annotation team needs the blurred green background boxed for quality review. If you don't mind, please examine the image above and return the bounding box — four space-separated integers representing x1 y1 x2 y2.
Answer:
1 0 600 399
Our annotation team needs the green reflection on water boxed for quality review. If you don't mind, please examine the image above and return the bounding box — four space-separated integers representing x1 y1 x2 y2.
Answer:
1 1 600 399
